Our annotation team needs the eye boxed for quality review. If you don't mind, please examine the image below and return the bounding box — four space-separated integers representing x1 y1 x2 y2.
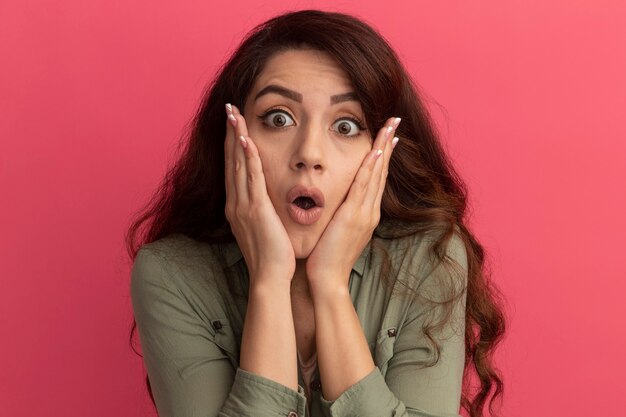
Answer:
331 117 366 137
259 109 295 128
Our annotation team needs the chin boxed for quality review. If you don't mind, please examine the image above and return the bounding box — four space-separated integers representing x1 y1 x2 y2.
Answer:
287 229 321 260
279 207 331 259
290 237 316 259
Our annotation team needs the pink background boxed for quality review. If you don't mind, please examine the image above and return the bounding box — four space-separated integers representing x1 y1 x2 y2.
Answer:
2 1 625 416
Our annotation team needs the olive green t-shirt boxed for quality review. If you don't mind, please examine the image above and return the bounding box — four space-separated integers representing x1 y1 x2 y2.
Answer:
130 222 468 417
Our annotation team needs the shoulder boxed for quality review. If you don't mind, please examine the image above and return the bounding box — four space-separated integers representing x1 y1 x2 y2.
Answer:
372 220 468 288
138 233 219 262
365 221 468 327
130 235 244 368
134 233 233 279
131 234 238 317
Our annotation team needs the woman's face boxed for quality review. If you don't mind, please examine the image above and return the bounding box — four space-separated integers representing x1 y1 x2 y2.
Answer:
243 49 373 259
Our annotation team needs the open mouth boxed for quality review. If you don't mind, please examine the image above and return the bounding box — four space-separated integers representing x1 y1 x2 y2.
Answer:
287 185 325 208
292 196 317 210
286 185 325 225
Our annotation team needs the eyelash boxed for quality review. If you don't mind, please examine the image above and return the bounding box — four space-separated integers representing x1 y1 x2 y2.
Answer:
257 107 367 138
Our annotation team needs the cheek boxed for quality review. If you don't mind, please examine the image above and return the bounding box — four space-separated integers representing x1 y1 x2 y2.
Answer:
344 149 369 178
257 147 277 174
256 147 282 192
335 165 360 199
333 150 369 198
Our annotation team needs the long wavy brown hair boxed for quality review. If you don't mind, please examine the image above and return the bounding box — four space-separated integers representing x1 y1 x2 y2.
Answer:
126 9 506 417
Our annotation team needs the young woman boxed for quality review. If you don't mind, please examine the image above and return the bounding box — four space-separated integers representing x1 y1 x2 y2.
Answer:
128 9 505 417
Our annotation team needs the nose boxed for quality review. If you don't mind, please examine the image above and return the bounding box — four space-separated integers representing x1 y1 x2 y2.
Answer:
289 123 325 172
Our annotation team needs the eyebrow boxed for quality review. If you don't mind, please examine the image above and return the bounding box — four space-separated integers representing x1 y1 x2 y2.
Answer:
330 92 358 104
253 84 359 105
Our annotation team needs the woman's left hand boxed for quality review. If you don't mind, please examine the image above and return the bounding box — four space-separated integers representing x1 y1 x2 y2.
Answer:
306 117 401 295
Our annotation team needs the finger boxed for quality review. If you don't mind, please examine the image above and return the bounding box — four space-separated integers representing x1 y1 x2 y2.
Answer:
228 106 273 222
364 142 386 210
226 103 237 127
229 105 252 206
231 105 255 204
233 109 271 205
231 104 249 138
233 136 250 208
368 118 400 212
346 119 390 207
372 133 396 213
370 117 399 202
224 104 236 210
239 135 270 205
229 108 249 192
346 117 399 207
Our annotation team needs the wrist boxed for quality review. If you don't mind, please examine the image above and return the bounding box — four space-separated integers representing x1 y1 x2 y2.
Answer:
307 267 350 289
249 279 292 298
310 280 351 305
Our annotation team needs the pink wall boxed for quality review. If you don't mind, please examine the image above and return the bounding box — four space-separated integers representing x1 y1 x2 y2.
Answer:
2 1 624 416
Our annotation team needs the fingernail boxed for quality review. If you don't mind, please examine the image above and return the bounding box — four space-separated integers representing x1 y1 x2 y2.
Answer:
239 135 248 149
391 136 399 149
386 126 393 135
393 117 401 127
375 149 383 159
228 113 237 126
225 103 233 114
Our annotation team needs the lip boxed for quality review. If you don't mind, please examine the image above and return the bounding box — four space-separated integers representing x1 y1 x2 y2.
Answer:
286 184 325 226
286 185 325 208
287 203 323 225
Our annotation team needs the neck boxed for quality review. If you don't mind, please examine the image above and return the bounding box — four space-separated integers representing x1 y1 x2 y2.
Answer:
291 259 310 296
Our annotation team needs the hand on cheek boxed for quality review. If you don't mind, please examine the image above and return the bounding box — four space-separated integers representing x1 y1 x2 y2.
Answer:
306 116 401 295
224 103 296 286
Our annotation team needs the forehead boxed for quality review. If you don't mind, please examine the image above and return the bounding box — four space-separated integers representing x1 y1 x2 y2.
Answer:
250 49 353 98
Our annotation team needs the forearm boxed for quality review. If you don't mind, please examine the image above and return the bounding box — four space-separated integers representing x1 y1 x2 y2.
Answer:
312 284 375 401
240 281 298 391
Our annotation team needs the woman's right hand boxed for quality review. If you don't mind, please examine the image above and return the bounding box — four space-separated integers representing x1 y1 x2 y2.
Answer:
224 103 296 286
